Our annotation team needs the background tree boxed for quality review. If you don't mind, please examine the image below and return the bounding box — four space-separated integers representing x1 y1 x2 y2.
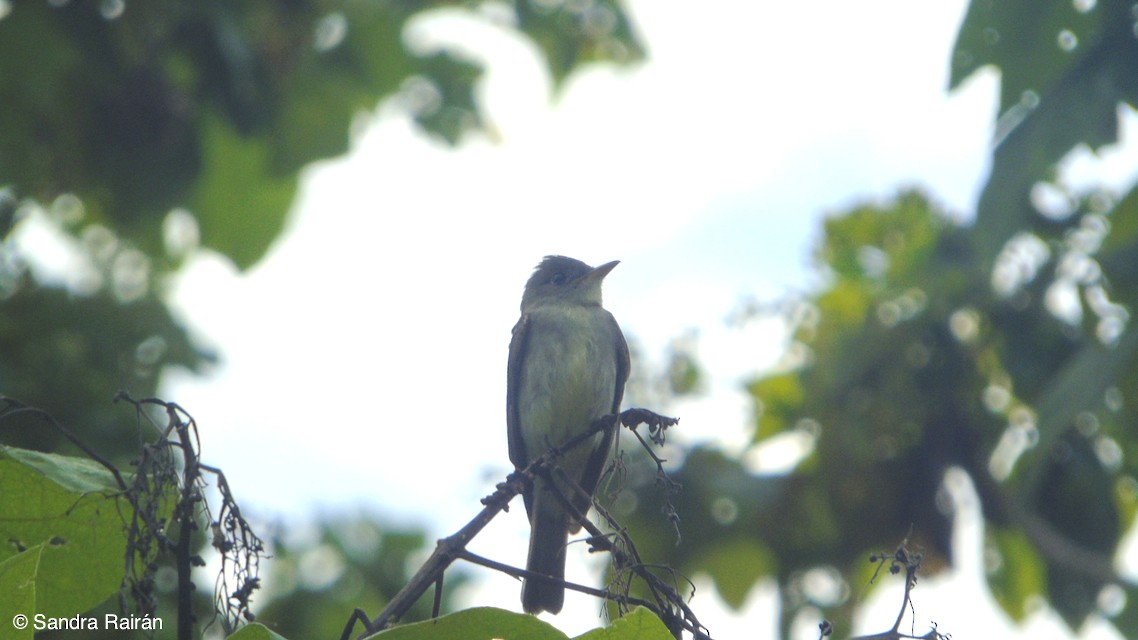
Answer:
0 1 642 637
0 0 642 459
617 0 1138 637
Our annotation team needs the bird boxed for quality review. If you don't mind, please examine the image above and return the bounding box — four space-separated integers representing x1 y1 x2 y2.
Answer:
506 255 631 615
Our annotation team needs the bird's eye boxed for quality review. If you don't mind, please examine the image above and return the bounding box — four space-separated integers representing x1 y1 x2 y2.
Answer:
549 272 567 285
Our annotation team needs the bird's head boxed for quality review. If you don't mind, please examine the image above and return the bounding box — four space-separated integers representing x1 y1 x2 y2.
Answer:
520 255 619 311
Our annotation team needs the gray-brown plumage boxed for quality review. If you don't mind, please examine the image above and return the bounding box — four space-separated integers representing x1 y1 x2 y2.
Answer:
507 256 630 615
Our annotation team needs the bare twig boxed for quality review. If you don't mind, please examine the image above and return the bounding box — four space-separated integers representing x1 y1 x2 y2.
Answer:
844 537 948 640
623 420 683 543
345 465 528 639
115 394 264 637
541 447 707 639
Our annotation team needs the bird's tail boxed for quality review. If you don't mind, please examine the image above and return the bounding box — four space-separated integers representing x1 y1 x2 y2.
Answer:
522 507 568 614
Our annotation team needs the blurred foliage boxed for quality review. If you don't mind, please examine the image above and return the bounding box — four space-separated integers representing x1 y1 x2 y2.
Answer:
618 186 1137 635
951 0 1138 268
0 1 644 637
664 330 705 397
0 0 644 464
0 272 204 457
612 0 1138 637
256 516 457 638
0 0 645 269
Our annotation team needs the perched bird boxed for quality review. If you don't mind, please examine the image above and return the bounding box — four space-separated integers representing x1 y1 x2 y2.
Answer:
507 256 630 615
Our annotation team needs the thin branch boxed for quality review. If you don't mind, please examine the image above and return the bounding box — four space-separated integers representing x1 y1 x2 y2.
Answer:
973 465 1127 587
346 467 527 639
543 455 707 639
624 422 683 543
1007 497 1121 585
520 411 706 638
345 408 708 640
847 538 948 640
455 548 659 610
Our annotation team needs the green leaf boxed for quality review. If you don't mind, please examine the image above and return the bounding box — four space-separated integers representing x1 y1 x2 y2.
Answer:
1099 185 1138 294
366 607 672 640
987 527 1046 621
949 0 1104 114
1116 474 1138 532
958 0 1138 268
369 607 567 640
815 280 871 330
269 1 414 175
1018 328 1138 492
747 373 805 440
1102 184 1138 255
695 537 775 609
0 446 129 620
0 544 42 640
190 113 297 270
0 3 88 205
227 621 291 640
410 51 484 145
515 0 646 89
1111 585 1138 638
1 445 124 494
576 607 674 640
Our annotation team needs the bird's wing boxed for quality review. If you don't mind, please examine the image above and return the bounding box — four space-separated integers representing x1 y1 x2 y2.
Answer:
506 313 530 471
612 315 631 413
575 312 629 511
506 313 536 517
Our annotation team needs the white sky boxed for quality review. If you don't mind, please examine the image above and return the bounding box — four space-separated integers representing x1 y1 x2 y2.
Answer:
90 1 1136 638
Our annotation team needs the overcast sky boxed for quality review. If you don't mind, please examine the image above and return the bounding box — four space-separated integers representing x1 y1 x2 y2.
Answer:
147 1 1138 638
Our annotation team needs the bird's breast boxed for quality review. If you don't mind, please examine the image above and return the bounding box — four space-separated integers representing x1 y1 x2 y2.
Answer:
517 306 619 452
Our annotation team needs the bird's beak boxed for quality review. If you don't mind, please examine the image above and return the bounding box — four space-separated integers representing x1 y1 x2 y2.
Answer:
585 260 620 283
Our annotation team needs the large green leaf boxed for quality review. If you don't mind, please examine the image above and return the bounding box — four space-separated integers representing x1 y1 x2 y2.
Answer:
366 606 672 640
0 544 42 640
577 607 675 640
0 446 129 620
367 606 569 640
